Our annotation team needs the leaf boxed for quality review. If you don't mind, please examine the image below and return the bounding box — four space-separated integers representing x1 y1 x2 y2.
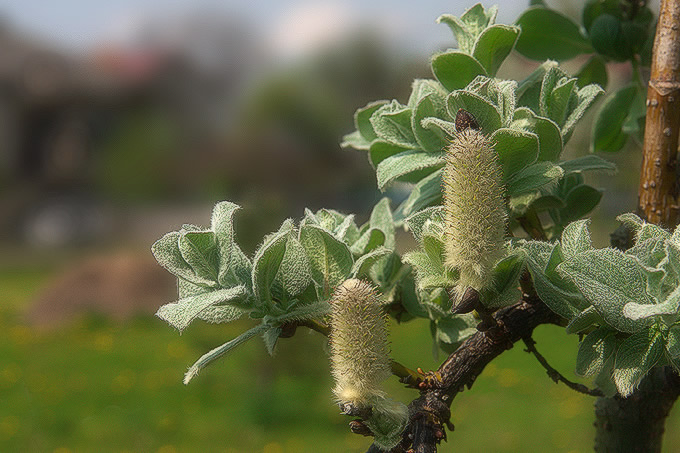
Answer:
375 150 444 190
404 206 445 243
562 84 603 143
178 231 219 283
341 130 370 151
394 169 443 222
437 4 498 54
431 51 487 92
515 7 592 61
262 327 281 356
561 219 592 260
491 128 539 179
447 90 502 135
576 327 617 377
350 228 385 256
152 231 212 286
211 202 252 288
472 25 520 76
352 247 393 278
506 161 563 196
566 306 605 334
156 286 249 332
517 61 558 111
522 241 587 319
420 117 457 139
183 324 268 384
562 185 603 222
412 92 449 152
624 284 680 321
544 77 578 127
435 315 478 346
354 100 388 141
484 251 525 308
511 108 563 161
369 141 411 168
370 101 418 148
591 85 637 153
299 225 354 297
369 198 396 249
613 329 663 397
251 223 291 310
576 55 608 89
559 155 617 174
272 235 313 301
557 248 655 333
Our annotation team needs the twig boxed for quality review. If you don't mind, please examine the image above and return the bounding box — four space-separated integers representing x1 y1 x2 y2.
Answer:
522 336 603 397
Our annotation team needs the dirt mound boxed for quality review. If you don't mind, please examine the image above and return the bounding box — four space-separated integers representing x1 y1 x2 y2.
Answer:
27 252 177 327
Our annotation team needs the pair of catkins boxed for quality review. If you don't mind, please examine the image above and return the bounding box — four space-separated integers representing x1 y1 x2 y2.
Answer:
329 110 506 449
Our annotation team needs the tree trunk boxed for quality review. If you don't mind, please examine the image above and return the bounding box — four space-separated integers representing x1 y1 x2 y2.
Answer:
594 368 680 452
595 0 680 450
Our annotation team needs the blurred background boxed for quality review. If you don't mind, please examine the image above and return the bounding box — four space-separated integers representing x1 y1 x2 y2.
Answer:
1 0 677 452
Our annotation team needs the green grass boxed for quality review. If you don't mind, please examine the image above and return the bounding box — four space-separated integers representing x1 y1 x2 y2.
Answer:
2 268 680 452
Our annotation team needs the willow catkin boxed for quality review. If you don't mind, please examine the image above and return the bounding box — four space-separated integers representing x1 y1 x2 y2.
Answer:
443 123 507 299
330 279 391 410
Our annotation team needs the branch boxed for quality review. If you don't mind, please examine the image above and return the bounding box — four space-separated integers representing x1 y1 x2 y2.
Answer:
522 336 603 397
371 293 562 452
638 0 680 228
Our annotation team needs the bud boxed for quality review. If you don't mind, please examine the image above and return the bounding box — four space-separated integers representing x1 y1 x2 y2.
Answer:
443 114 507 300
330 279 391 409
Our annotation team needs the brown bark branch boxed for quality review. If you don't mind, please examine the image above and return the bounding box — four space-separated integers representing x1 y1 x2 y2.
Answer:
369 293 562 452
638 0 680 228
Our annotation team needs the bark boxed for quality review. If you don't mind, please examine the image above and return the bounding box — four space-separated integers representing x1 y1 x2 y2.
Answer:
594 367 680 453
594 1 680 451
638 0 680 228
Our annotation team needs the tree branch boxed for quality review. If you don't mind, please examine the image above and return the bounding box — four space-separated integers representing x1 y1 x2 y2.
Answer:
522 336 603 397
638 0 680 228
370 293 562 452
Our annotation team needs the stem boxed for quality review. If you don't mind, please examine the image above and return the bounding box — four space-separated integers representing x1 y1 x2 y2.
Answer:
638 0 680 228
522 337 603 397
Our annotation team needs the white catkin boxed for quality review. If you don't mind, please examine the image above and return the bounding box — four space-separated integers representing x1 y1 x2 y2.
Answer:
443 128 508 298
330 279 391 409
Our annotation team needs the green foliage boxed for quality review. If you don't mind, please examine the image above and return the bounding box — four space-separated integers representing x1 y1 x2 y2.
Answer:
152 200 407 382
515 1 655 155
521 216 680 397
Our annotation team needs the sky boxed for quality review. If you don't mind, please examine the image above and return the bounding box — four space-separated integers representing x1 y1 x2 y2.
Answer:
0 0 530 58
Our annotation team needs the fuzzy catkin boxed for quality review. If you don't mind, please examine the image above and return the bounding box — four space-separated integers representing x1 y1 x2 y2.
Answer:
330 279 391 410
443 128 507 297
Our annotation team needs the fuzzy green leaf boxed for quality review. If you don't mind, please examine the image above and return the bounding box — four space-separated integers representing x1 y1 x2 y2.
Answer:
559 155 617 174
516 61 558 111
613 329 663 397
561 219 592 260
184 324 268 384
251 224 291 310
472 25 520 76
491 128 539 179
299 225 354 297
437 4 498 54
447 90 502 135
354 101 387 141
369 198 396 249
153 231 213 286
212 202 252 288
562 185 602 222
566 306 605 334
558 248 655 333
404 206 445 244
352 247 392 278
511 108 563 161
506 161 563 196
394 169 443 221
431 51 487 92
369 141 411 168
178 231 219 283
370 101 418 148
375 150 444 190
591 85 637 153
576 327 617 377
156 286 249 332
515 7 592 61
412 93 449 152
624 284 680 321
562 84 604 143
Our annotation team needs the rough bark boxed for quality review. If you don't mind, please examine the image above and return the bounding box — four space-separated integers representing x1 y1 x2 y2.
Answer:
638 0 680 228
594 367 680 453
594 1 680 451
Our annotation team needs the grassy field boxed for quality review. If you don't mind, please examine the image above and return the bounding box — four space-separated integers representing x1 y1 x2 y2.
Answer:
2 266 680 452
